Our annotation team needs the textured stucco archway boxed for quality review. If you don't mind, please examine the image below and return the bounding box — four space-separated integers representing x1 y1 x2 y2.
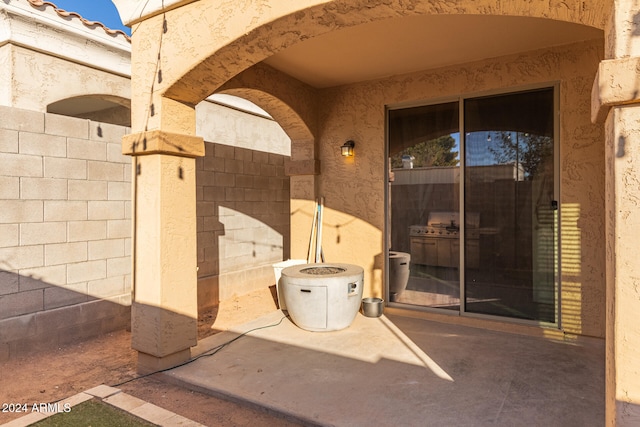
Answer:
163 0 611 106
217 63 317 142
120 4 640 425
126 0 612 133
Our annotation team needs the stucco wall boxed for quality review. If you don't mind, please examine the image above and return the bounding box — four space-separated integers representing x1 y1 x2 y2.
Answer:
315 39 605 337
1 44 130 112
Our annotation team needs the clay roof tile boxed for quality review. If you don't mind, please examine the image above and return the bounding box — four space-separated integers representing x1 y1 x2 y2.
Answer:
26 0 130 42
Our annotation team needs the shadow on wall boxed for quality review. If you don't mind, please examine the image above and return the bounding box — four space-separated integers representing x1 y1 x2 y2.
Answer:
0 269 130 362
194 142 290 312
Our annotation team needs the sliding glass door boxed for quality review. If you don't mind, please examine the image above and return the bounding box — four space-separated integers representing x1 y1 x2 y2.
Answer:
388 87 558 323
388 102 461 310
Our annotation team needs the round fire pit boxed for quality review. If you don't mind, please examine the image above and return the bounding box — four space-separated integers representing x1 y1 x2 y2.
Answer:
280 263 364 331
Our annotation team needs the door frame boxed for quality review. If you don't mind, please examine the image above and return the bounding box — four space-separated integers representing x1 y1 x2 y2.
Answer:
384 81 561 328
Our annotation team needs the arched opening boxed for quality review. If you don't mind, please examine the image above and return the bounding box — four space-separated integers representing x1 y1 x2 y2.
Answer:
192 87 317 335
47 95 131 126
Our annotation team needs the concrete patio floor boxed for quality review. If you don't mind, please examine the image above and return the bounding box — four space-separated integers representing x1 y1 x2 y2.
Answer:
162 309 604 426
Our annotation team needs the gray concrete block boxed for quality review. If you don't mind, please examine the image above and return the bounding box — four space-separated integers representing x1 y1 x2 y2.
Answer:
236 174 254 188
67 220 107 242
67 260 107 284
252 150 269 163
0 289 43 319
0 245 44 270
0 128 19 153
234 147 253 162
88 239 125 260
79 299 130 326
260 163 276 176
44 200 87 221
35 303 83 332
45 242 87 266
67 138 106 161
19 264 67 289
224 158 244 174
213 172 235 187
0 152 43 177
44 283 88 310
244 161 261 175
107 181 130 201
90 121 126 144
0 106 44 132
106 142 129 163
19 132 66 157
203 186 225 201
0 224 19 248
45 113 89 139
0 312 37 342
87 161 124 181
215 144 234 159
68 180 108 200
20 177 67 199
106 257 130 277
57 319 103 345
203 156 224 172
87 276 125 299
44 157 87 179
20 222 66 245
88 201 125 220
107 219 130 239
0 269 19 295
0 176 19 199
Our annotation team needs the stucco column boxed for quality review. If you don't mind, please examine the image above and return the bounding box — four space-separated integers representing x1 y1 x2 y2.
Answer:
604 106 640 425
122 130 204 374
594 1 640 424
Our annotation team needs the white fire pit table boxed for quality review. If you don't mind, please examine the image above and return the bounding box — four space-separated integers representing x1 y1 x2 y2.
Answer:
279 263 364 332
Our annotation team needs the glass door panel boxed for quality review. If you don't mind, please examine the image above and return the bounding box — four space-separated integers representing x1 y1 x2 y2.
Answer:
463 88 556 322
388 102 461 310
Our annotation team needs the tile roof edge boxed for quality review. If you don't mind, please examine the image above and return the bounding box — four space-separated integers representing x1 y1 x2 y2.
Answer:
26 0 131 43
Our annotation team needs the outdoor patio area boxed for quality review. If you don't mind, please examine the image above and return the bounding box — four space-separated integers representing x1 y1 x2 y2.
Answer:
161 309 605 426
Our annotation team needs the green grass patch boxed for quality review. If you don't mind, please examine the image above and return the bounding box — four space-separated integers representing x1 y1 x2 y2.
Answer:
31 399 156 427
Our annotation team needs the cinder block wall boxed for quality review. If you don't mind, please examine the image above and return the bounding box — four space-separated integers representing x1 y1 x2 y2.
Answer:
195 101 291 310
0 106 131 361
0 101 292 358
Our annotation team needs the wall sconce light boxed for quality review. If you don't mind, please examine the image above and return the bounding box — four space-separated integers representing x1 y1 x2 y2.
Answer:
341 140 355 157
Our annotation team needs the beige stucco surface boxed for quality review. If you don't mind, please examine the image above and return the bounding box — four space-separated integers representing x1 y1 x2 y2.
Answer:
118 2 640 421
1 1 131 112
308 40 604 337
1 44 130 112
130 152 199 362
123 0 611 134
606 106 640 424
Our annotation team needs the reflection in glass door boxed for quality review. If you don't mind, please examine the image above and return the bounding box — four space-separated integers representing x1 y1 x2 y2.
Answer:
388 102 461 310
464 89 556 322
388 87 557 323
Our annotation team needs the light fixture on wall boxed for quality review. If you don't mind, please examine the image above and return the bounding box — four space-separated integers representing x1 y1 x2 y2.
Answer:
341 140 355 157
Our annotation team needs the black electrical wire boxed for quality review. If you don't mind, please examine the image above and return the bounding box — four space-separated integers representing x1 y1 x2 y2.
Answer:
110 315 287 388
